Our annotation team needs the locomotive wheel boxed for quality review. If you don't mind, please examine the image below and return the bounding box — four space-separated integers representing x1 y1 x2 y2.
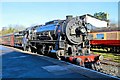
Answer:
41 45 45 55
28 46 36 53
56 50 61 60
28 46 32 52
68 47 72 55
23 44 27 51
41 45 49 55
75 58 85 67
36 47 42 55
91 63 96 70
94 62 102 72
36 45 48 55
56 50 65 60
85 63 97 70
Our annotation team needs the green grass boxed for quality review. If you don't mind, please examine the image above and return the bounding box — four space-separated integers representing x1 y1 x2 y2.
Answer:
93 52 120 63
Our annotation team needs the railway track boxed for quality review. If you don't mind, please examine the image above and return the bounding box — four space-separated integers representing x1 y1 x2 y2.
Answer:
91 49 120 54
101 60 120 67
84 59 120 78
95 60 120 78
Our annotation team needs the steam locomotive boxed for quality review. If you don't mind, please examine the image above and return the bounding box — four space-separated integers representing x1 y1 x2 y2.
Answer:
28 16 90 56
23 15 102 67
1 15 103 69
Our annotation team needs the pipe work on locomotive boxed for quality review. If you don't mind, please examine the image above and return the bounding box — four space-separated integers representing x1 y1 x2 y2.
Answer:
1 15 103 69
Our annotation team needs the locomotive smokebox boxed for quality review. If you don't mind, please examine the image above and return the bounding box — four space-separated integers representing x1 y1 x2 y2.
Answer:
66 15 73 20
65 16 86 44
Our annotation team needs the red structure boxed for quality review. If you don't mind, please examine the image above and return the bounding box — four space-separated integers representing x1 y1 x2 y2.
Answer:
2 34 14 46
90 30 120 53
90 40 120 46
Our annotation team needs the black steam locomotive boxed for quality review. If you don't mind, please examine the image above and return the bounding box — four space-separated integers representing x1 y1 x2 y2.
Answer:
26 16 89 57
22 15 102 68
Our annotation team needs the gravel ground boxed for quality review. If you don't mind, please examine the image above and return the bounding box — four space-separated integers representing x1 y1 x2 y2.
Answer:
99 61 120 78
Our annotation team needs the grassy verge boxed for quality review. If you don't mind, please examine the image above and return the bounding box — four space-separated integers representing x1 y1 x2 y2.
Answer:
93 51 120 63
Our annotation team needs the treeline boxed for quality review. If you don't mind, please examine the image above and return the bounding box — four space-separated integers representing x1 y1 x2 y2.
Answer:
0 27 17 36
94 12 109 21
0 25 26 36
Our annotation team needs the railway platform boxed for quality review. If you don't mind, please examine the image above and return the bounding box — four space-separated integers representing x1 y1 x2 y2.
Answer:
1 45 119 79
